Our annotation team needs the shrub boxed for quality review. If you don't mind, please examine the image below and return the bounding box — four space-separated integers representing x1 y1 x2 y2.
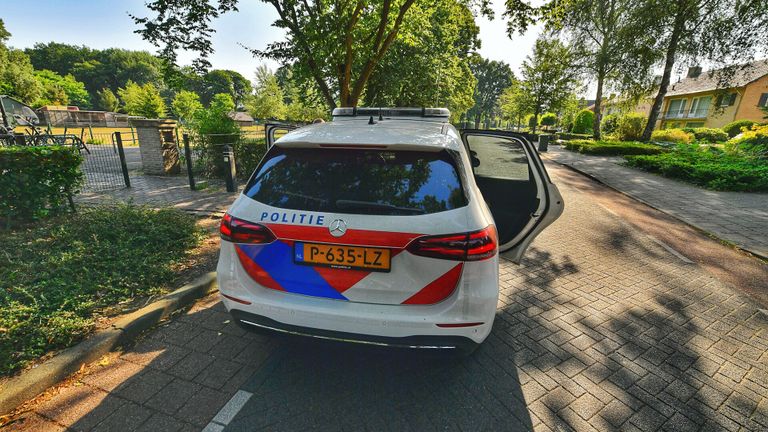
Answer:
601 113 620 135
722 119 756 138
651 128 693 144
0 146 83 223
234 137 268 180
539 112 557 127
688 127 728 143
625 145 768 191
192 93 240 177
616 113 647 141
563 139 667 156
556 132 593 141
726 124 768 158
572 109 594 134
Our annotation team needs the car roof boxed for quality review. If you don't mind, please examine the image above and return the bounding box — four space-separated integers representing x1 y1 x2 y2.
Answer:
275 118 462 151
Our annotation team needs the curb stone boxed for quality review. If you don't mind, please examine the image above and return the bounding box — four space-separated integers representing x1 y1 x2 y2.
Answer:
0 272 218 416
542 153 768 261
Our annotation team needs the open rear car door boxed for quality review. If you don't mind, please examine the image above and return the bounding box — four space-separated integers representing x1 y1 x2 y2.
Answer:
265 123 299 148
460 130 564 263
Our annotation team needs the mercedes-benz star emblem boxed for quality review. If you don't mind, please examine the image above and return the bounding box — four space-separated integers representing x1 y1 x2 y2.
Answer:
328 219 347 237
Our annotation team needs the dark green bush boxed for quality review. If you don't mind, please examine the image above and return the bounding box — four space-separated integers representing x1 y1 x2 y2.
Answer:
617 113 647 141
688 127 728 143
722 120 756 138
572 109 594 134
625 145 768 191
0 204 203 375
0 146 83 223
539 112 557 126
601 113 620 135
563 139 667 156
235 137 268 180
556 132 593 141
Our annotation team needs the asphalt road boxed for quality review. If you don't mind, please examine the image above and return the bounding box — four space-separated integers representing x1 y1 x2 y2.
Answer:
9 161 768 432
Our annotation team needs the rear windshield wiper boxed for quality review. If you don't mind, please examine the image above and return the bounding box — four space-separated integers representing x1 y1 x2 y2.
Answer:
335 199 425 215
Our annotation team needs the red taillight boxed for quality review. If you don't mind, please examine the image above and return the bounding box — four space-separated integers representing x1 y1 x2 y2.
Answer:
220 214 276 244
406 226 497 261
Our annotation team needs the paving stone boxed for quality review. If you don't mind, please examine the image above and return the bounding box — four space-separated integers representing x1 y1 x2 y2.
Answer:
174 386 229 426
167 351 216 380
91 401 153 432
569 393 604 421
134 413 188 432
6 413 67 432
80 359 144 392
37 384 122 431
113 368 175 403
145 379 201 416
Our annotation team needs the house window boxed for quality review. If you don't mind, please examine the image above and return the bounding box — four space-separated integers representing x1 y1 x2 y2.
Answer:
758 93 768 107
689 96 711 118
686 122 705 128
666 99 687 118
717 92 737 107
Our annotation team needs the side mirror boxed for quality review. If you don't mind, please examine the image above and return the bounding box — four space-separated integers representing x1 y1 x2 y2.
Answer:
471 155 480 168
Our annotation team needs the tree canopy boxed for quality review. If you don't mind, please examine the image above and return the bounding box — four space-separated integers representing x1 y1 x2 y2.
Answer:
467 57 514 128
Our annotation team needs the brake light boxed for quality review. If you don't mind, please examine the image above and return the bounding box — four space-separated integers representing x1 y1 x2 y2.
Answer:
406 226 497 261
220 214 276 243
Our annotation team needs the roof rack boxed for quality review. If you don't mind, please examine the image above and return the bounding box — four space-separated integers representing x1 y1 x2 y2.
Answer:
331 107 450 120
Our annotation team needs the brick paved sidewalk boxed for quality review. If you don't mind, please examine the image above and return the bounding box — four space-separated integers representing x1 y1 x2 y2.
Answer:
75 174 239 215
544 145 768 258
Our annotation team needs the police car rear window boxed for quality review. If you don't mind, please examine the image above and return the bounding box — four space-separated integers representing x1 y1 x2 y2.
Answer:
244 148 467 215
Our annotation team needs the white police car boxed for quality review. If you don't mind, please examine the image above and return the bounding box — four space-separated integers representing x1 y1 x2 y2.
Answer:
217 108 563 354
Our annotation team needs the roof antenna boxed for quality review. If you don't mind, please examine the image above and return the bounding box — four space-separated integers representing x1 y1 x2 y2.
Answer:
368 115 376 125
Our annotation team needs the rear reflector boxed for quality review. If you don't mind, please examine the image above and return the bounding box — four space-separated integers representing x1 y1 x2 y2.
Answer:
436 322 484 328
406 225 497 261
221 293 252 305
220 214 276 244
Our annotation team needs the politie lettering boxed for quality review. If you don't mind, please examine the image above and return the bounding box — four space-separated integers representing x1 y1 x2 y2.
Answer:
260 212 325 226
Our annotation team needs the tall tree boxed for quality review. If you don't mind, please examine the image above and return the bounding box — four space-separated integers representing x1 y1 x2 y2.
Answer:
0 19 42 104
33 70 91 108
96 88 120 112
246 65 286 120
118 81 167 118
498 80 531 130
542 0 657 139
171 90 203 124
467 57 514 128
363 0 480 119
636 0 768 141
518 37 578 133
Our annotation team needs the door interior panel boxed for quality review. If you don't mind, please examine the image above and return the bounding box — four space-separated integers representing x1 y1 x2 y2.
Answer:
475 175 538 245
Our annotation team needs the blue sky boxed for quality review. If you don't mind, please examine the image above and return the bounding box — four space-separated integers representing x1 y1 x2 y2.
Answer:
2 0 543 83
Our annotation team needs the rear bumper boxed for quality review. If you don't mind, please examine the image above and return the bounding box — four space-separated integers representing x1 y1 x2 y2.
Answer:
229 309 479 352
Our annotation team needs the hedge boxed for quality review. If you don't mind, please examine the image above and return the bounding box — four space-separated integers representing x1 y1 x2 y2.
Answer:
0 146 84 223
726 123 768 158
556 132 593 141
563 139 668 156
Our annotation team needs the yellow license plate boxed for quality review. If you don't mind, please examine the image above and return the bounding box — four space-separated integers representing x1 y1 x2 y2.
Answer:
294 242 391 272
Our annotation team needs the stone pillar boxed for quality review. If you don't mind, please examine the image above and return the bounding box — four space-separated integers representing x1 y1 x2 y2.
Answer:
131 119 181 175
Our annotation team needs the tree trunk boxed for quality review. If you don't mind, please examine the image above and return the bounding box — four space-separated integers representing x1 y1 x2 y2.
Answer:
531 110 539 134
593 72 604 140
641 13 686 142
474 112 481 129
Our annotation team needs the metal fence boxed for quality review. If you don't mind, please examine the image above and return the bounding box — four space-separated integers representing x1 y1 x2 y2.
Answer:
78 132 132 192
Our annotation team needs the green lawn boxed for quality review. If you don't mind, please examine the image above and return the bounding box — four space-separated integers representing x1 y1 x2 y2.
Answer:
0 205 205 376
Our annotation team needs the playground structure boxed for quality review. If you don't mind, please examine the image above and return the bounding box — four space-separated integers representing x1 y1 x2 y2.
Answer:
0 95 88 152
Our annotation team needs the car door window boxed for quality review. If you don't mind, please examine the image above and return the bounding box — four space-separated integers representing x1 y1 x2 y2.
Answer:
461 130 563 263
